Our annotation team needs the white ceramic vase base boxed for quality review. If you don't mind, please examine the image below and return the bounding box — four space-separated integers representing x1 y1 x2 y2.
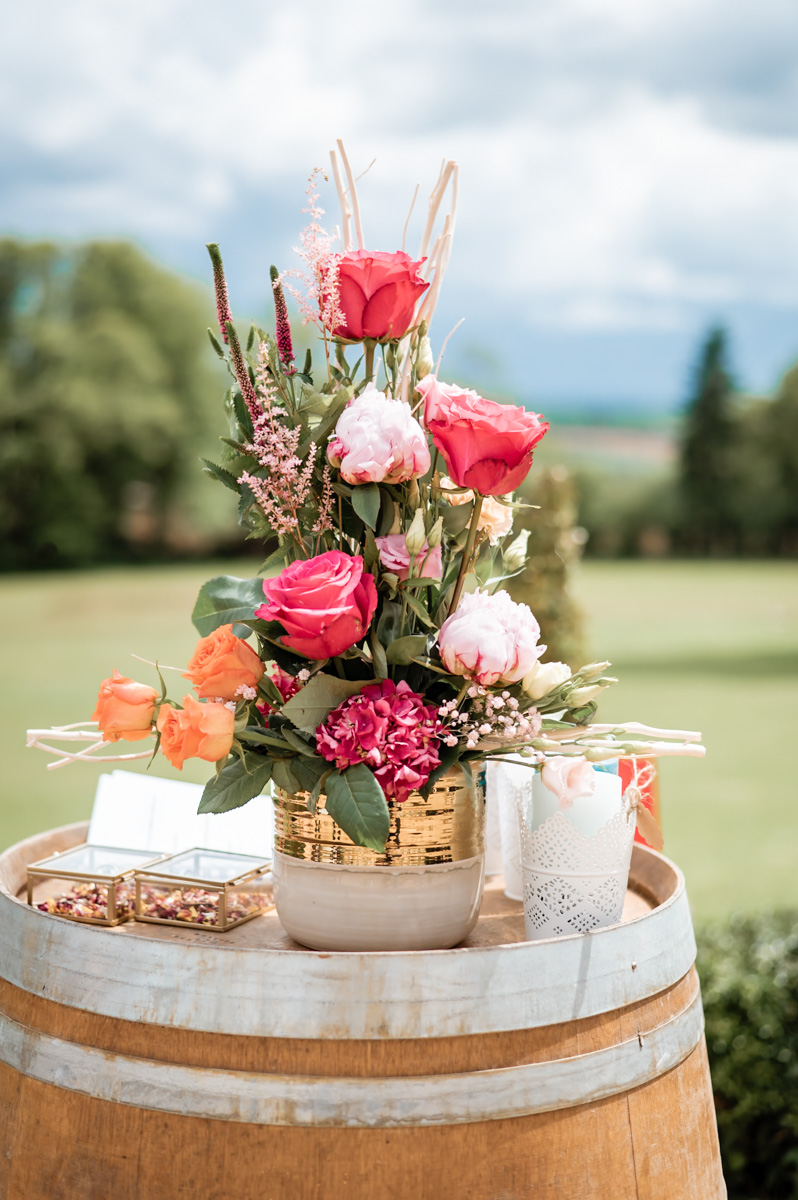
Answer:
272 849 486 952
521 807 635 941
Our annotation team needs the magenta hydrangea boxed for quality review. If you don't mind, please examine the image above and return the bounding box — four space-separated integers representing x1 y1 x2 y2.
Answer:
316 679 443 802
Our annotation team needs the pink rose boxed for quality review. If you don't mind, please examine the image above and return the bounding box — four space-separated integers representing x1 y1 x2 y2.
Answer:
331 250 429 342
438 588 545 687
417 376 549 496
375 533 442 581
255 551 378 659
541 756 596 809
328 387 430 485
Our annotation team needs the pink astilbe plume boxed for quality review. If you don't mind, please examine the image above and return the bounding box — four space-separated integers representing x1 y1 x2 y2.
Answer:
312 464 334 535
238 343 316 543
284 169 345 334
270 265 295 371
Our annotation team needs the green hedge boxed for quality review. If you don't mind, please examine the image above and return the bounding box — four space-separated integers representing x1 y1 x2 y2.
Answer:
697 911 798 1199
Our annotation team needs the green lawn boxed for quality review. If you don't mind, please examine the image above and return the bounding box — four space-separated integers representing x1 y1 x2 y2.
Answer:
1 559 796 918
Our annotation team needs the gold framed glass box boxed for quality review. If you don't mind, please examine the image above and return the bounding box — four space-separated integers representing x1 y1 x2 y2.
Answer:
27 844 166 926
134 848 274 931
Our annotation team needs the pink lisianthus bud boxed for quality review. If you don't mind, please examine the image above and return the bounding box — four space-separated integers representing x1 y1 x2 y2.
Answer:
438 589 545 687
256 550 378 659
375 533 442 582
540 756 596 809
417 376 549 497
316 679 443 802
328 386 431 485
330 250 430 343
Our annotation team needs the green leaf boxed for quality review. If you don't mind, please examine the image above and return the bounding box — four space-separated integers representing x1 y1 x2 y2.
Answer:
207 328 225 359
192 575 266 637
420 741 462 799
198 756 273 815
323 764 390 851
297 392 349 458
201 458 240 493
280 672 366 734
351 483 381 530
239 725 291 750
272 758 300 793
290 755 330 795
369 626 388 678
402 592 435 628
377 487 396 536
376 600 403 644
309 769 332 813
281 728 317 756
257 541 291 575
386 635 428 665
401 576 440 591
441 501 474 535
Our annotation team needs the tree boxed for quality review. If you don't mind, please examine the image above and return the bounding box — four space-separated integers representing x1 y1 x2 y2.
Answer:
678 327 739 554
0 240 226 569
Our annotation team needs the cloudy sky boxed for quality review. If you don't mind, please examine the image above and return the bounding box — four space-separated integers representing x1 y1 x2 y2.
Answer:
4 0 798 412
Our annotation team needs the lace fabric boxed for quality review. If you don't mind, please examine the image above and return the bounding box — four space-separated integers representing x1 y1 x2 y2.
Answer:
520 806 635 940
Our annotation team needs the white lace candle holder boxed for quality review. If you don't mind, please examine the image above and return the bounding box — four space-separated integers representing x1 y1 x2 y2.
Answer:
519 770 635 941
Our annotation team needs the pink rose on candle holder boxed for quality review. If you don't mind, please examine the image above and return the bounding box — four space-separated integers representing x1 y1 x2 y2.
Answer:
541 756 596 809
256 550 378 659
375 533 442 581
438 588 545 686
417 376 549 496
328 387 430 485
330 250 429 342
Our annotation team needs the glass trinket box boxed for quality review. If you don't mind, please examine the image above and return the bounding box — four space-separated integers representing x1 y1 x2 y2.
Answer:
27 844 167 926
134 847 274 931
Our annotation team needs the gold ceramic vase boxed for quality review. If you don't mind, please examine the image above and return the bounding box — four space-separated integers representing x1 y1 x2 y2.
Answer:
271 766 487 952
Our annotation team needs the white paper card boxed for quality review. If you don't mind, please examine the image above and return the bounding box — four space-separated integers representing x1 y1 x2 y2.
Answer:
87 770 274 857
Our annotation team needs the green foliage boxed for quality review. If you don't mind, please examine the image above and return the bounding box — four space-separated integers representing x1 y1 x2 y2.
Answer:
697 911 798 1199
198 754 273 814
323 763 391 852
279 673 366 734
0 239 228 570
191 574 266 637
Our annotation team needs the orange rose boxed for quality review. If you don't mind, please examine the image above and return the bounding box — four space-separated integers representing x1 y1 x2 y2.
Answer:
183 624 264 701
156 695 235 770
92 669 158 743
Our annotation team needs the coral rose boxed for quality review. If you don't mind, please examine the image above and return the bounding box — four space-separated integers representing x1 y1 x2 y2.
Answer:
440 477 514 545
328 387 430 485
92 669 158 743
255 551 378 659
331 250 429 342
417 376 549 496
183 623 264 701
375 533 442 581
438 588 545 687
541 756 596 809
156 695 235 770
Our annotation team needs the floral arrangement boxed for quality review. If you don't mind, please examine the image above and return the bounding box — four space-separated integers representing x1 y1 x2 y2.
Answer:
28 146 703 852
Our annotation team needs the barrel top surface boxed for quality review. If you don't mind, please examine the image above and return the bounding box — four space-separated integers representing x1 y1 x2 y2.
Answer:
0 822 697 1039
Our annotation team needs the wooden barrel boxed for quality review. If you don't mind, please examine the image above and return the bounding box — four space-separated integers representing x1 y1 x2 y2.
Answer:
0 823 725 1200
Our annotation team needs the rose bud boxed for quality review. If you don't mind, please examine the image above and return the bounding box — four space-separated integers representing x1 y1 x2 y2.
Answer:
92 670 158 743
328 387 430 485
330 250 429 343
256 550 378 659
418 376 549 496
183 624 264 701
541 756 597 809
156 696 235 770
522 660 572 701
438 588 545 687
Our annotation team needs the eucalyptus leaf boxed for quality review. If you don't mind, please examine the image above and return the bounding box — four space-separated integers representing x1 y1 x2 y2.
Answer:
280 672 366 734
323 764 390 852
197 756 273 815
192 575 266 637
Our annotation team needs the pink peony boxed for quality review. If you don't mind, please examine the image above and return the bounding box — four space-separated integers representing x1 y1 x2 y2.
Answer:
316 679 443 802
438 588 545 687
417 376 548 496
328 386 430 485
256 551 378 659
331 250 429 342
375 533 442 581
541 756 596 809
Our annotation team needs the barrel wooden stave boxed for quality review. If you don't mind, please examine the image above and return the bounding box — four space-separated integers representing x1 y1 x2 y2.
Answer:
0 825 725 1199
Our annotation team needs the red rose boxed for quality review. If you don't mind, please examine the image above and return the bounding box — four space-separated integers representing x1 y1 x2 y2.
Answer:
332 250 429 342
255 551 378 659
417 375 549 496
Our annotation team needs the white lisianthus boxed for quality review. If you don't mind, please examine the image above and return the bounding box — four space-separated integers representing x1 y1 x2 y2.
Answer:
440 477 514 544
522 659 572 701
438 589 545 687
328 386 430 485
